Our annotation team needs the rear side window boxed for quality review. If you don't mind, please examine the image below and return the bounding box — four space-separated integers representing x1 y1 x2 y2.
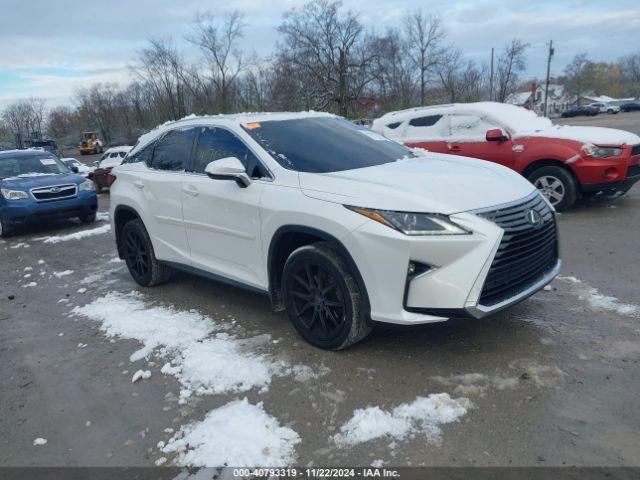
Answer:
386 122 402 129
405 114 447 139
193 127 267 179
409 115 442 127
148 128 196 171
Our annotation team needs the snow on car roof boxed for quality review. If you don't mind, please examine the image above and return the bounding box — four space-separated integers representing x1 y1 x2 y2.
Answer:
130 111 337 156
105 145 133 153
375 102 553 133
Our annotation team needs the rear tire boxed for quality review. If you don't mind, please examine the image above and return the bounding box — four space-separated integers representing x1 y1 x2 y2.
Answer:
528 166 578 212
282 242 371 350
121 219 173 287
0 220 14 238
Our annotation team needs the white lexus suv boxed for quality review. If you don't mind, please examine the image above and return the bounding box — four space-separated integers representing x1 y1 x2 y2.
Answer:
110 112 560 350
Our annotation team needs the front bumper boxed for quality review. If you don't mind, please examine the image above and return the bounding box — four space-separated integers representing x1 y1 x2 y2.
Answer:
0 191 98 225
581 173 640 192
343 192 559 325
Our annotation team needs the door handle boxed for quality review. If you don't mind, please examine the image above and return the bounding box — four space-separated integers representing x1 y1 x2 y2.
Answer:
133 180 144 189
183 185 199 197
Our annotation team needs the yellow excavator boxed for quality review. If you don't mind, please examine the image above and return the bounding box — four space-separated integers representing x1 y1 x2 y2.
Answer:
78 131 104 155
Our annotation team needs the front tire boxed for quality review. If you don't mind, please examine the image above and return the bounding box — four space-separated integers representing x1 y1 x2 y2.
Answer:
528 166 578 211
79 213 96 224
121 219 173 287
282 243 371 350
0 220 14 238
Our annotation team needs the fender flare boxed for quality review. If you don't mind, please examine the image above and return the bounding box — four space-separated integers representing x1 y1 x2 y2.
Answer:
267 225 371 321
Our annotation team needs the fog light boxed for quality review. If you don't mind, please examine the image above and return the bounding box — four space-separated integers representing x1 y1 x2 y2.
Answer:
603 168 619 180
408 261 430 277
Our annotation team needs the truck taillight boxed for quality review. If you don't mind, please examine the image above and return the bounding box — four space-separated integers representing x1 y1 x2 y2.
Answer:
107 173 117 187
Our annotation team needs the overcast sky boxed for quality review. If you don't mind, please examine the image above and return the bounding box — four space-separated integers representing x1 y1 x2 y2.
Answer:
1 0 639 108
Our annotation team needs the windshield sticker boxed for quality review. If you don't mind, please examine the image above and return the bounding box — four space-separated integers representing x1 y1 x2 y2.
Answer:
244 122 261 130
39 158 57 165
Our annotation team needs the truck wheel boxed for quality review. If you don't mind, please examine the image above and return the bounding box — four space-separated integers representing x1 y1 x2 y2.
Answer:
0 220 14 238
528 166 577 212
282 242 371 350
121 219 173 287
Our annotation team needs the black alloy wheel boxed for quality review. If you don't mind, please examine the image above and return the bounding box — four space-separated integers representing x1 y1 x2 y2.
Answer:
282 243 371 350
288 261 347 342
123 226 151 284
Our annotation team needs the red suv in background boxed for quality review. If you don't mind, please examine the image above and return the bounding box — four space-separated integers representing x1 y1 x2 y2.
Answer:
372 102 640 210
88 146 132 192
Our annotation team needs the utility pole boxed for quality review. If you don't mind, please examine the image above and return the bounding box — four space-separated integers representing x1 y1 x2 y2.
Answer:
489 47 495 101
543 40 554 117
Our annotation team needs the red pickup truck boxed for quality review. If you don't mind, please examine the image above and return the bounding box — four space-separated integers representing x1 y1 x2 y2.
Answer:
372 102 640 210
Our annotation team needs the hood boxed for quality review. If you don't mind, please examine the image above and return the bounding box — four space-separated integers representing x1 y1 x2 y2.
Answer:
518 125 640 146
0 172 86 190
299 154 536 214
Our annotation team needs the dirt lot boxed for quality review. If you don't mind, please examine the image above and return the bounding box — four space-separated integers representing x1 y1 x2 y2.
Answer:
1 114 640 468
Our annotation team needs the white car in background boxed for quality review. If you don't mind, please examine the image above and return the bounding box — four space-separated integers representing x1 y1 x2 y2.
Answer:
90 146 133 191
61 157 94 177
110 112 560 350
588 102 620 114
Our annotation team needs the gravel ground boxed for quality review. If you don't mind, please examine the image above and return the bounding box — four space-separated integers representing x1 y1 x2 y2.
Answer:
1 115 639 467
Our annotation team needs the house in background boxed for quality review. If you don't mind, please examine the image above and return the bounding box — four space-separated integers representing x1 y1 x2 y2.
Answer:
506 83 574 117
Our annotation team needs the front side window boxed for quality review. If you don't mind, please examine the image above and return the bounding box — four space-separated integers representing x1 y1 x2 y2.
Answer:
193 127 266 178
242 117 414 173
148 128 196 171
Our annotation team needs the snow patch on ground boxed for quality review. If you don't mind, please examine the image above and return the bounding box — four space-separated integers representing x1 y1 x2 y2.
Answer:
22 282 37 288
33 438 47 446
42 224 111 244
10 242 29 249
558 276 638 317
334 393 471 447
432 373 519 397
132 369 151 383
162 398 300 467
53 270 74 278
96 211 110 221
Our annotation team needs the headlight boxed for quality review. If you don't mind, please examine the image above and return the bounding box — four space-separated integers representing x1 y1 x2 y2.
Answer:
345 206 470 235
79 180 94 191
581 144 622 158
1 188 29 200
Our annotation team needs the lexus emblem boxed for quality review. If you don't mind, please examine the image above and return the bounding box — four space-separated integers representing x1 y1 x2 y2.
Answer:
49 186 61 193
525 209 543 229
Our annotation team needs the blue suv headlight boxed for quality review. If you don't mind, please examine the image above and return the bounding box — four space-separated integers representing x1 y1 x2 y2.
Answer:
79 180 94 191
1 188 29 200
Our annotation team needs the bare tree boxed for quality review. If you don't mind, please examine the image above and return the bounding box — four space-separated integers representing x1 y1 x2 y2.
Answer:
564 53 591 105
189 11 247 113
76 83 119 142
403 10 445 105
494 39 529 103
278 0 376 116
437 49 486 102
1 98 48 147
619 52 640 97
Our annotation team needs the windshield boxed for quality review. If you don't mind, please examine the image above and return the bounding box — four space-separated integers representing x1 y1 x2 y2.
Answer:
242 117 415 173
0 155 69 179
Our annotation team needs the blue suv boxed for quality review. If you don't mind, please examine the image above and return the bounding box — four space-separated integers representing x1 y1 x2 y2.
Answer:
0 150 98 237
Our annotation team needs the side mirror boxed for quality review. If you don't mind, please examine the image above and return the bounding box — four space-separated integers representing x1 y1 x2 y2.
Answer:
70 166 79 174
205 157 251 188
486 128 508 142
